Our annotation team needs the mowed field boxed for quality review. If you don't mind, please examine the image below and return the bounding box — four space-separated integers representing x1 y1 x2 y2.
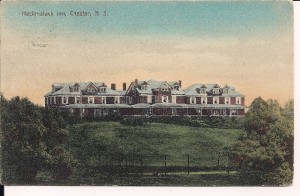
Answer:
67 121 243 174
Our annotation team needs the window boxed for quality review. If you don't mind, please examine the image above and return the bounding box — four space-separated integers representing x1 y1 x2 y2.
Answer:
231 109 237 116
88 96 94 104
74 85 79 92
190 96 196 104
162 95 168 103
213 97 219 104
87 85 96 93
225 97 230 104
161 84 169 91
62 96 68 104
172 96 176 103
147 95 152 103
200 88 206 94
114 97 120 104
99 87 106 93
101 97 106 104
75 96 81 104
172 108 176 115
141 85 147 91
236 97 241 105
172 85 179 90
213 88 220 94
223 88 229 94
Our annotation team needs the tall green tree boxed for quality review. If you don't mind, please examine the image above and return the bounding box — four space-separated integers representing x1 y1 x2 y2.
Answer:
1 96 75 184
230 97 294 185
1 96 48 184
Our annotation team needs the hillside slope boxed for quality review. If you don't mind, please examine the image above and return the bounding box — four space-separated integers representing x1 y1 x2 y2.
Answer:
67 121 243 168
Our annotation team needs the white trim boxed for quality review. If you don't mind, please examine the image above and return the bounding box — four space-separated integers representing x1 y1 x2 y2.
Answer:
162 95 168 103
223 88 229 94
190 96 196 104
172 95 177 103
101 96 106 104
114 96 120 104
99 87 106 93
213 97 219 104
201 96 207 104
88 96 94 104
141 85 148 91
147 95 152 103
236 97 241 105
213 88 220 94
160 83 169 91
75 96 81 104
225 97 230 104
200 88 206 94
62 96 68 104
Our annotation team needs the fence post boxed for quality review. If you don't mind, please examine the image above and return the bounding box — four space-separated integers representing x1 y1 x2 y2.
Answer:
164 155 167 176
187 154 190 175
217 151 220 169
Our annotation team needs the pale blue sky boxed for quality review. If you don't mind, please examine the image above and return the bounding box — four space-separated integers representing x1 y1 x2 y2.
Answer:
3 1 293 39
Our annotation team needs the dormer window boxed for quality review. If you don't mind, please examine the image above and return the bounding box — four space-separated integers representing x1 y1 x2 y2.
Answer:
87 85 97 93
223 88 229 94
200 88 206 94
99 87 106 93
74 84 80 92
172 85 179 90
141 85 147 91
213 88 220 94
161 84 169 91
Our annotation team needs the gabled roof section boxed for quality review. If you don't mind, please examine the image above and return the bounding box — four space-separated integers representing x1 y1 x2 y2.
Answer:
83 82 98 91
168 81 179 86
147 80 172 90
125 82 135 95
184 83 243 96
223 84 230 89
212 84 220 88
47 82 121 96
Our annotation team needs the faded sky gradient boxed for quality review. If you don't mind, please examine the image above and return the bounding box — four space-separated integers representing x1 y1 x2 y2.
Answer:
1 1 293 106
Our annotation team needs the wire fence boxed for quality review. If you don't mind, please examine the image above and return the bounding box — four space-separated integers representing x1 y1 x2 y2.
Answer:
86 153 232 176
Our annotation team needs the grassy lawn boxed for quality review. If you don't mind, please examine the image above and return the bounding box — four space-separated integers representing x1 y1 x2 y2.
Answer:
60 121 245 185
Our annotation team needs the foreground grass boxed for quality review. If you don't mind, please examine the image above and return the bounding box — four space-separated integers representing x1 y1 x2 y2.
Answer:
64 121 244 186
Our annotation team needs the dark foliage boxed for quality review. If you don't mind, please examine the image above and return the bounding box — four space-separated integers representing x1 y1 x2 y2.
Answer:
229 97 294 186
1 96 75 184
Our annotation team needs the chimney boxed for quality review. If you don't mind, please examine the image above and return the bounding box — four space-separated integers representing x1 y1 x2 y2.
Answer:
111 83 116 91
179 80 182 88
135 79 138 85
123 82 127 91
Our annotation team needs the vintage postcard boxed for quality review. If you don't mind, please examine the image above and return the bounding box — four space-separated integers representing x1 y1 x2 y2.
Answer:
0 0 294 187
